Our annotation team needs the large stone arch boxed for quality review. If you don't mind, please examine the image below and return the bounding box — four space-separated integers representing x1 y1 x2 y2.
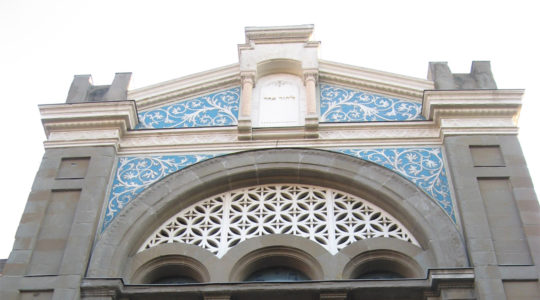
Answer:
87 148 468 278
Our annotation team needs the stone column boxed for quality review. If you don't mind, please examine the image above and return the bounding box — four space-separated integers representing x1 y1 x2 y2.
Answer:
238 72 255 140
303 70 319 138
304 70 317 115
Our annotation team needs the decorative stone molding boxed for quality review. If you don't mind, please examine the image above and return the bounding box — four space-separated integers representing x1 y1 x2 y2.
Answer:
129 64 241 110
40 101 138 149
80 269 474 299
238 25 319 75
423 89 523 137
242 24 316 45
319 59 433 99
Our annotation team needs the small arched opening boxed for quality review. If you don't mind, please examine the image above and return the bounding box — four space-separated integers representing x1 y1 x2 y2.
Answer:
229 246 323 282
130 255 208 285
343 250 423 280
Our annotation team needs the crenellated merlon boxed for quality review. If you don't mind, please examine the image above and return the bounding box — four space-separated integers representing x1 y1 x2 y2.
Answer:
428 61 497 90
66 72 131 103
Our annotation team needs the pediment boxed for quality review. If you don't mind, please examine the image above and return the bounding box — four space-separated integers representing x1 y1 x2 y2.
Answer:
127 59 432 130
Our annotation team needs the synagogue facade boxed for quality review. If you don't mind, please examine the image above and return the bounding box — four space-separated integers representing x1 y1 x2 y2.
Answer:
0 25 539 300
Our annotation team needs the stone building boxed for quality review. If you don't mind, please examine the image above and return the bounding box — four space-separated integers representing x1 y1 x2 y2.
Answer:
1 25 539 299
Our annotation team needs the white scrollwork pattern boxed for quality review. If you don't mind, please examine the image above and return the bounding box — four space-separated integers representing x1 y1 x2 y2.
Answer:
136 87 240 129
102 154 216 231
320 84 425 122
140 184 419 257
102 148 455 233
337 148 454 222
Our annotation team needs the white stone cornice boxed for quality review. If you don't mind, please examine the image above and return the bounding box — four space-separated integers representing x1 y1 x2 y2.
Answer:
115 122 444 155
128 63 240 110
42 117 522 153
319 59 433 100
39 101 138 148
243 24 315 44
39 97 523 152
423 89 524 126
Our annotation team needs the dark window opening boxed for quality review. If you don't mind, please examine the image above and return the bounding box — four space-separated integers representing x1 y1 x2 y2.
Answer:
245 266 309 282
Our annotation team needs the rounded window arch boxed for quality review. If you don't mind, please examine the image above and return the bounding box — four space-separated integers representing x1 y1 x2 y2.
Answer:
229 246 323 282
88 148 468 280
342 250 423 280
130 255 209 284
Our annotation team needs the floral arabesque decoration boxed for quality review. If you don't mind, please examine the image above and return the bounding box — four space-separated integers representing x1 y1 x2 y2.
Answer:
102 154 216 230
136 87 240 129
337 147 455 222
102 147 455 232
320 84 425 122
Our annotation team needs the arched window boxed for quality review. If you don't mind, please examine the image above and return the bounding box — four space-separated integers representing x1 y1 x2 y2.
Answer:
229 246 322 282
343 250 423 280
130 255 208 285
139 184 419 258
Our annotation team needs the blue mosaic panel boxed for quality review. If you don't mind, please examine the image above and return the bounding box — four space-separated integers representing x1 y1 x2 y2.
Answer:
136 87 241 129
102 147 455 231
320 84 425 122
102 154 216 230
337 148 455 222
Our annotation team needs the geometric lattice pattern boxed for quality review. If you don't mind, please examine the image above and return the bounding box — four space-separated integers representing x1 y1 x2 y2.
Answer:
320 84 425 122
139 184 420 257
136 87 241 129
337 148 455 222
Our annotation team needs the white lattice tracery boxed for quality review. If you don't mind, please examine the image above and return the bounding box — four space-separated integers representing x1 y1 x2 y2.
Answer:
139 184 419 257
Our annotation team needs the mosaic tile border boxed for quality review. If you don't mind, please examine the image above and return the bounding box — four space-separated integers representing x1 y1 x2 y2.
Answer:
320 84 425 122
103 154 216 230
102 147 454 231
136 87 241 129
337 148 455 222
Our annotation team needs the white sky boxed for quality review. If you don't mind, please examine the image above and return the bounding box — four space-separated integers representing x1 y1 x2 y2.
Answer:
1 0 539 258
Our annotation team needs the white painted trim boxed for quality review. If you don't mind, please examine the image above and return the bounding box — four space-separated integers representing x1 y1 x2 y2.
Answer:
319 59 433 100
128 64 241 110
